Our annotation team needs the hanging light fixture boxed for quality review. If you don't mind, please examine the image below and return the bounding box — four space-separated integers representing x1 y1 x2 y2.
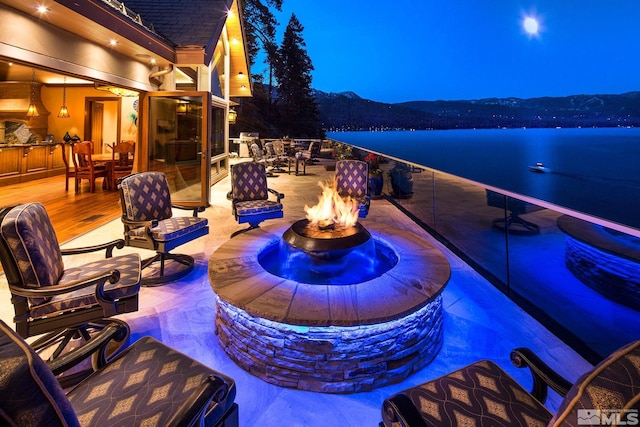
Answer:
57 77 70 118
26 69 39 117
228 108 237 124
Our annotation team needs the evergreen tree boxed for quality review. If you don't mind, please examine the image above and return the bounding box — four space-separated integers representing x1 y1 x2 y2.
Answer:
274 13 322 138
240 0 281 102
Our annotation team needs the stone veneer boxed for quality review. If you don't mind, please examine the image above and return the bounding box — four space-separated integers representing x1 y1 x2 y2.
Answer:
209 222 450 392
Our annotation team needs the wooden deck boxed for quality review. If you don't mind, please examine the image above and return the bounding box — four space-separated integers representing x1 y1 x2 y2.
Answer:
0 175 121 245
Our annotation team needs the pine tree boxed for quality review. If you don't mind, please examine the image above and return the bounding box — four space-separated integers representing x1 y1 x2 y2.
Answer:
241 0 282 102
274 14 322 138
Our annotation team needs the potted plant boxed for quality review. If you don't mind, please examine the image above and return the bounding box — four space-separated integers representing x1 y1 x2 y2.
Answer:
390 161 414 199
365 153 384 198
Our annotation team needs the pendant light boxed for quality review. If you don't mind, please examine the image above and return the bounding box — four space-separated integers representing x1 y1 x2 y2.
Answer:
26 69 39 117
57 77 70 118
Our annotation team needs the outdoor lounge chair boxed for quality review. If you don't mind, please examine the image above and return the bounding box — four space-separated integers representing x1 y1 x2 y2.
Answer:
228 161 284 237
335 159 371 218
118 171 209 286
0 318 238 427
380 340 640 426
0 202 141 365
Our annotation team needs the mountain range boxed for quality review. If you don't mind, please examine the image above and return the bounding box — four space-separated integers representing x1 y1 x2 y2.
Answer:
314 90 640 131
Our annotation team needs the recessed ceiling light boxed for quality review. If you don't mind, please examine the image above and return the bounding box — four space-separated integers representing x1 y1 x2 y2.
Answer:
36 6 50 13
109 39 118 46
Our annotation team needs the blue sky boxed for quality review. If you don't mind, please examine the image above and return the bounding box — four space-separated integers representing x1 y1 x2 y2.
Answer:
252 1 640 103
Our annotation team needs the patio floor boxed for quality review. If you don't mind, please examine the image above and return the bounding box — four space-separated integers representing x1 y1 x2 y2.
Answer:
0 156 594 426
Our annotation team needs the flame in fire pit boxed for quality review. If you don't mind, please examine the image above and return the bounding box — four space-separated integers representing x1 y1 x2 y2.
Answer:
304 180 359 230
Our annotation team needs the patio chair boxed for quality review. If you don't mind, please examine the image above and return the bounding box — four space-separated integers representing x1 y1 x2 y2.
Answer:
335 159 371 218
268 140 287 172
250 142 276 175
0 202 141 365
72 141 108 193
228 161 284 237
0 318 239 427
118 171 209 286
380 340 640 427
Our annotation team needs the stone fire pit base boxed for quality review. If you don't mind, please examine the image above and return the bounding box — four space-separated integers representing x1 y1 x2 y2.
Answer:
209 222 450 393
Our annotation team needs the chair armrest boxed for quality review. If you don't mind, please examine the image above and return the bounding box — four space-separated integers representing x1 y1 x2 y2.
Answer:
9 270 120 298
172 204 206 217
10 270 125 317
46 322 127 375
510 347 573 403
268 188 284 202
166 374 229 427
61 239 125 258
381 393 428 427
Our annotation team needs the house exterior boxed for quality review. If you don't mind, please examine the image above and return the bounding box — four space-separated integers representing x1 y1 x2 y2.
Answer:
0 0 252 205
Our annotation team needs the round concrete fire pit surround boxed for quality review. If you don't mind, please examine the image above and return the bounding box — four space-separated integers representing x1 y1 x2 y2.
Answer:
208 222 450 393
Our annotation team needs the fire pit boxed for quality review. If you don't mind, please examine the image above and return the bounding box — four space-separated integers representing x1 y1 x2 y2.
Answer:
208 180 450 393
282 218 371 259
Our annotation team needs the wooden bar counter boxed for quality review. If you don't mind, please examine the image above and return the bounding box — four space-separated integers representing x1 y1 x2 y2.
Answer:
0 143 66 186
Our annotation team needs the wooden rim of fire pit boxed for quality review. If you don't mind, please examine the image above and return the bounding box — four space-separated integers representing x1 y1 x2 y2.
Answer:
208 221 451 327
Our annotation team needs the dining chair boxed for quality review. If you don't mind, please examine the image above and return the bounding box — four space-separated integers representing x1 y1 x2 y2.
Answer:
72 141 108 193
58 141 76 191
111 140 135 189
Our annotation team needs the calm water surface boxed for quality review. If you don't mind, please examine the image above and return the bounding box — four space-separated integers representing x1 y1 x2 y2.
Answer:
328 128 640 229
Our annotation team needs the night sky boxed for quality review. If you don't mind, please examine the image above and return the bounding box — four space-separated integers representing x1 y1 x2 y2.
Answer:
253 1 640 103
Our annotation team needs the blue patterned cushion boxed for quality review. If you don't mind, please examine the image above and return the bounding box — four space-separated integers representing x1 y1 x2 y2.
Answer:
67 336 235 426
235 200 283 216
0 203 64 305
551 340 640 426
0 320 79 427
231 162 269 202
336 160 368 198
29 253 141 318
393 360 552 426
127 217 208 242
120 172 173 222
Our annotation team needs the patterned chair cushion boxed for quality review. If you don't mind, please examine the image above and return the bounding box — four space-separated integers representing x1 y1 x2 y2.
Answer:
120 172 173 222
232 162 269 202
336 160 369 198
0 203 65 305
396 360 552 427
235 200 284 216
550 340 640 426
29 253 141 319
67 336 236 426
126 217 208 242
0 320 79 427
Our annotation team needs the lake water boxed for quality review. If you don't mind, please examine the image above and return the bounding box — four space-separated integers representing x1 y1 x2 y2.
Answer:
327 128 640 230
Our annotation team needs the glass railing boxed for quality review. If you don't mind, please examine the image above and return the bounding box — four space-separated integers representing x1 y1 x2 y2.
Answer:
333 140 640 364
